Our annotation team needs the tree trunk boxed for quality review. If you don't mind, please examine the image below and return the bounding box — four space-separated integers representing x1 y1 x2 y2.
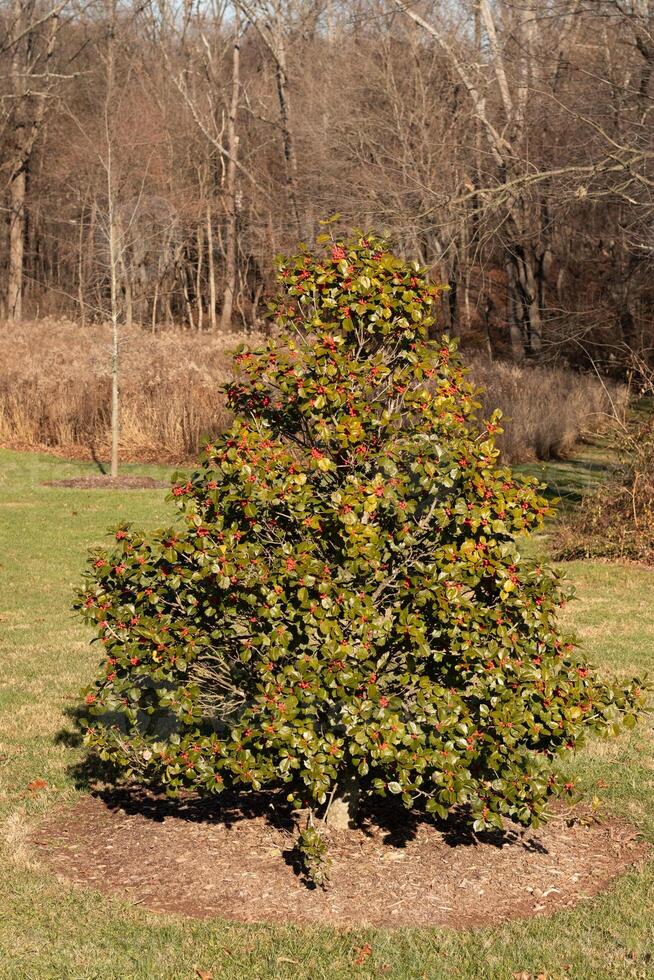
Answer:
514 244 543 358
7 165 26 322
196 223 204 331
274 43 301 240
506 242 544 360
151 277 159 334
206 201 217 331
220 21 241 333
108 191 120 479
6 0 59 322
105 0 120 479
505 254 525 359
447 261 459 338
6 0 28 322
77 197 87 325
182 256 196 330
324 770 360 830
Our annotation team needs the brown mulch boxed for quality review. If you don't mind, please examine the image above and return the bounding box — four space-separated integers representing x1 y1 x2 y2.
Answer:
43 475 168 490
30 789 651 929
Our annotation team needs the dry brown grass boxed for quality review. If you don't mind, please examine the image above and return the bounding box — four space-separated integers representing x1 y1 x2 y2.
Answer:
0 319 626 463
468 357 628 463
0 319 265 462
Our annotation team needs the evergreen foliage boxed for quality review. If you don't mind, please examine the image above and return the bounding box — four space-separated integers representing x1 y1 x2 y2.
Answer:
78 233 644 881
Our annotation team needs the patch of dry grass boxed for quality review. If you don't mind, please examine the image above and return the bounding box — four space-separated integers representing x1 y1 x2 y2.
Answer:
0 319 627 464
469 357 627 463
0 319 265 462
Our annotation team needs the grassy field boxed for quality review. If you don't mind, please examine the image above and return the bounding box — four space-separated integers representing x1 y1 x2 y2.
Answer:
1 446 653 979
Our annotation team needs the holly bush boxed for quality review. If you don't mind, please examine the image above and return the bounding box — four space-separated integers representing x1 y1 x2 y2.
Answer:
77 232 645 881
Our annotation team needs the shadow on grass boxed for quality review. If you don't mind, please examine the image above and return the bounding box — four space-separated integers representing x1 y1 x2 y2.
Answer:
517 453 617 512
55 703 125 788
90 441 108 476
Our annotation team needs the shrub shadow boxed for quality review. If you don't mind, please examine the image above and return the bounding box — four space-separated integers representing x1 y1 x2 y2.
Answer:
76 778 548 863
57 705 548 861
55 703 127 788
366 795 548 854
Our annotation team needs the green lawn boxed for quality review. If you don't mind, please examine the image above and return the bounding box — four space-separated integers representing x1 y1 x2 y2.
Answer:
1 447 653 979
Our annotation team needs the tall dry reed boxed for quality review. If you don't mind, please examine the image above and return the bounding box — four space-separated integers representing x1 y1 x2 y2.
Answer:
0 319 626 463
467 357 627 463
0 319 258 461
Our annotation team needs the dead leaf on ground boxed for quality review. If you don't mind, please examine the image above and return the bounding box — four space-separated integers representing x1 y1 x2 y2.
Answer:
27 779 48 792
354 942 373 965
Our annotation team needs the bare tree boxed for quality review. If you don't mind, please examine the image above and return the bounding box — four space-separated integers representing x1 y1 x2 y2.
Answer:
102 0 121 477
3 0 67 321
0 0 651 366
234 0 324 240
220 7 242 330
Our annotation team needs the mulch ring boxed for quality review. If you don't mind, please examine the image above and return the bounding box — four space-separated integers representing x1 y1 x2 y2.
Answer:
30 789 651 929
43 475 168 490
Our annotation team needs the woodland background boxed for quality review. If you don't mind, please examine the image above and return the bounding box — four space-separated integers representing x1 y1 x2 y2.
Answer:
0 0 652 463
1 0 652 361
